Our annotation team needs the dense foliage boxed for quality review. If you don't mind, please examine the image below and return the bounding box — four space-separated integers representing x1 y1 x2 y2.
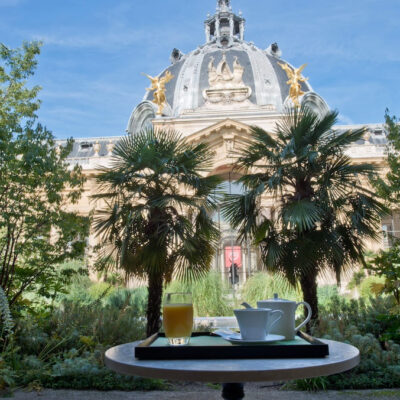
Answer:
93 128 221 335
240 272 301 305
0 267 162 392
222 106 386 322
1 267 400 392
0 42 87 310
372 110 400 204
369 245 400 307
167 272 231 317
291 296 400 391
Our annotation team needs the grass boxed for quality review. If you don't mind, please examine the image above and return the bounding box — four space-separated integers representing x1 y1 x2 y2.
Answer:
240 272 302 306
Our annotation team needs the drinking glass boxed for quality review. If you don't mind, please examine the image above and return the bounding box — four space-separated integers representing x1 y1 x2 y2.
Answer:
163 292 193 346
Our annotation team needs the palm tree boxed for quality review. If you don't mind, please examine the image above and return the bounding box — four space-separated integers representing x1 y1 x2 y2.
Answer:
222 106 386 323
92 128 221 336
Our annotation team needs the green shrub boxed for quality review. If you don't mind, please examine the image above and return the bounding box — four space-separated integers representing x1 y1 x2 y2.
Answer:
240 272 301 306
14 297 146 358
23 370 165 391
347 269 366 290
15 353 165 391
0 286 14 339
359 276 386 299
290 376 328 391
299 295 400 390
88 282 115 300
317 285 338 307
1 286 149 392
0 355 16 390
104 287 148 316
166 272 231 317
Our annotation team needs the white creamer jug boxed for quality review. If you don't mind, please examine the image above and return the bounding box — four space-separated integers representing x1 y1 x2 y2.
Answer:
257 294 312 340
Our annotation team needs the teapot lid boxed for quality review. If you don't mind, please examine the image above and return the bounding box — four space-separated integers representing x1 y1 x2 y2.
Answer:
267 293 294 303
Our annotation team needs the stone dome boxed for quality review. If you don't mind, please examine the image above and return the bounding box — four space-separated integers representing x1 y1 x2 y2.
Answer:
127 0 329 134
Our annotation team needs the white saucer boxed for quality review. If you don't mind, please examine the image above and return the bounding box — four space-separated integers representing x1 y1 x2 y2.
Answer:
225 333 286 344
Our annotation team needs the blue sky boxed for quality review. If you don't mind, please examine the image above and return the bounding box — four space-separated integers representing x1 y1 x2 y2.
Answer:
1 0 399 139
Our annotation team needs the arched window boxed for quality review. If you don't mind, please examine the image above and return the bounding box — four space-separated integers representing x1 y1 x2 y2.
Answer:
212 178 245 225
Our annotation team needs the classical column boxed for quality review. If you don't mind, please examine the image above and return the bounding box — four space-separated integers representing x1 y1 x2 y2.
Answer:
216 17 220 40
239 21 244 40
205 23 211 43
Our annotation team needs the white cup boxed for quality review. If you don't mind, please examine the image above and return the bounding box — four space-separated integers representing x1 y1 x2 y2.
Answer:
233 308 283 341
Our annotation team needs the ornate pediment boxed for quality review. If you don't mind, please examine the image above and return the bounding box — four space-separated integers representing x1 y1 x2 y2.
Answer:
186 118 253 172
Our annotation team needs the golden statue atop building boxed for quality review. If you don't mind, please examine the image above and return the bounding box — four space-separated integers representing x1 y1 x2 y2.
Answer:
278 62 308 107
143 70 174 115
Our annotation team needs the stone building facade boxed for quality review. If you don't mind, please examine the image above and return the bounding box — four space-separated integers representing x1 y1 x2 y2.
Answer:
57 0 394 286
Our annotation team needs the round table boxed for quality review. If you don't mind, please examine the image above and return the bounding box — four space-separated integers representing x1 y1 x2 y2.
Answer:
105 339 360 400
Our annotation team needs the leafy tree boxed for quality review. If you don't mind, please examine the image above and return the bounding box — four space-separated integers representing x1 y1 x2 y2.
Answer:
222 106 386 323
372 110 400 204
92 128 221 336
0 42 87 308
369 246 400 306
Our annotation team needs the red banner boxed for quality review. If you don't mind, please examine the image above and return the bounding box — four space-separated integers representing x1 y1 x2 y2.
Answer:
225 246 242 268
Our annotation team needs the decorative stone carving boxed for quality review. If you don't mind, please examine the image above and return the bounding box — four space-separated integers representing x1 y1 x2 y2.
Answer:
106 140 115 154
364 131 371 142
93 141 101 155
224 138 234 152
203 54 252 105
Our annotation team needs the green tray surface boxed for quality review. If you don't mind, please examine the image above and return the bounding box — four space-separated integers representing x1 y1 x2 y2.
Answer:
151 335 310 347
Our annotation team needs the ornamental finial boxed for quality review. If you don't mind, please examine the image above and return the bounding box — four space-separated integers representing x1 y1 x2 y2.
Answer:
217 0 231 11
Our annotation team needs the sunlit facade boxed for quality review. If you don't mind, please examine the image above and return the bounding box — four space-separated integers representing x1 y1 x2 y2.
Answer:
57 1 393 286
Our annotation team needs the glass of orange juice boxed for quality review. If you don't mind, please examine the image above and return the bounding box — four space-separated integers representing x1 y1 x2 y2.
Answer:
163 293 193 346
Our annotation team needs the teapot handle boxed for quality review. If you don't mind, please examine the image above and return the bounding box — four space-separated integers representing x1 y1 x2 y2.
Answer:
295 302 312 332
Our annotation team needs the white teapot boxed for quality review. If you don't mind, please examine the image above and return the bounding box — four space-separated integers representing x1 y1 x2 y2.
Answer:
257 294 312 340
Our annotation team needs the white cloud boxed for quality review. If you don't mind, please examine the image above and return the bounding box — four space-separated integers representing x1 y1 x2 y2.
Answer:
337 114 355 126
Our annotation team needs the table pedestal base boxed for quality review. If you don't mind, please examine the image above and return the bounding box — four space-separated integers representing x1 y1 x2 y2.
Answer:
222 383 244 400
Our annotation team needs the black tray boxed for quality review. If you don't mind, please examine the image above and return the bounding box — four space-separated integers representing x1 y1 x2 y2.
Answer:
135 331 329 360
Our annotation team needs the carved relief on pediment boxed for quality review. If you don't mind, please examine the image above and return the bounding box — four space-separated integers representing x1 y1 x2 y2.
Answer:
203 54 252 106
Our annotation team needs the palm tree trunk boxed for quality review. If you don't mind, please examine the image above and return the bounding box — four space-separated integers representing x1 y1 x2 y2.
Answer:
146 272 163 337
300 272 319 333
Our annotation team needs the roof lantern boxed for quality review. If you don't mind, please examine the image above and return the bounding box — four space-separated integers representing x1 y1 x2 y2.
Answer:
205 0 245 46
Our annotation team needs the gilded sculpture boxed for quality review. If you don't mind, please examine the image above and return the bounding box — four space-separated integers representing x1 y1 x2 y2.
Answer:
143 70 174 115
278 62 308 107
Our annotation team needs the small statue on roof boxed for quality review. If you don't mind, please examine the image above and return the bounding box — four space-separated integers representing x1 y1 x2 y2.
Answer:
278 62 308 107
143 71 174 116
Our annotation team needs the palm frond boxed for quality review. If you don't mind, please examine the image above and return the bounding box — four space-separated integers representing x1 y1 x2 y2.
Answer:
280 199 323 232
91 126 219 286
